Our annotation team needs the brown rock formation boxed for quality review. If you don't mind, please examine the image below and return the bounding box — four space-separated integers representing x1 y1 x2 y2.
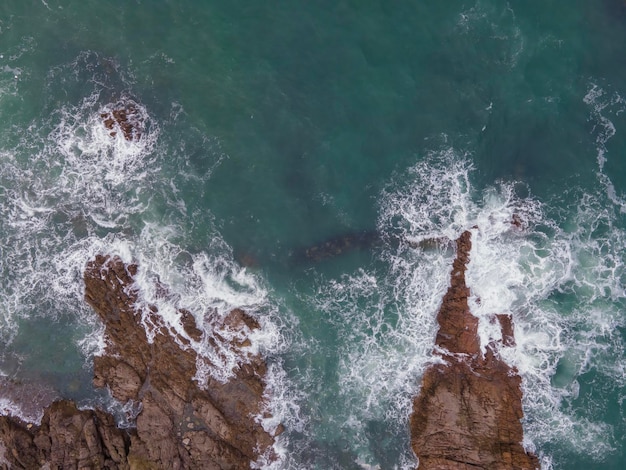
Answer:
101 101 143 141
0 400 129 469
0 255 275 469
410 231 539 470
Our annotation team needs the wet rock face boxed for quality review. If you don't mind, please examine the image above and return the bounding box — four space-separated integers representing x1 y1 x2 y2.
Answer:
410 231 540 470
433 231 480 356
0 255 275 469
100 101 143 141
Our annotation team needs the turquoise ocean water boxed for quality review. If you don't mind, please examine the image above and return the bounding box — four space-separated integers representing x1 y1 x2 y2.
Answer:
1 1 626 468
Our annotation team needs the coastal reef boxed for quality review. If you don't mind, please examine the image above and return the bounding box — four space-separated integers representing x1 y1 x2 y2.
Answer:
410 231 540 470
0 255 274 469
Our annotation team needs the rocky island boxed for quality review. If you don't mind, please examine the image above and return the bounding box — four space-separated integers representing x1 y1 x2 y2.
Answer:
410 230 540 469
0 255 275 469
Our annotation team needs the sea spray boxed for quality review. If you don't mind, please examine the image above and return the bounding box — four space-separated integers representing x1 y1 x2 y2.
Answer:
391 152 625 466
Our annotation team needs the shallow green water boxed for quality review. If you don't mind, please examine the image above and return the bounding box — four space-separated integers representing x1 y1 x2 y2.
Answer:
1 1 626 468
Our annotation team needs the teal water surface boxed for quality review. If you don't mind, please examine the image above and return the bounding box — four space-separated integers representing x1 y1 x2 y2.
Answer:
1 1 626 469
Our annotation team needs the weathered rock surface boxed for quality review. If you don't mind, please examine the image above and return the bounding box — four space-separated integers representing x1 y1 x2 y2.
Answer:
0 400 129 469
410 231 540 470
0 255 275 469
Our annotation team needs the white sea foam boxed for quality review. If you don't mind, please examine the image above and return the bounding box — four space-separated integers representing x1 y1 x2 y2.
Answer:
0 397 39 424
584 82 626 213
294 150 471 467
252 358 308 470
0 83 158 346
49 92 159 227
119 224 297 467
403 153 624 465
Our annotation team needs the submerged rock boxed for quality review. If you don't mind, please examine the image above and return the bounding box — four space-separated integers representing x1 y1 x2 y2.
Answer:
298 229 451 264
0 255 275 469
410 231 540 470
301 230 383 262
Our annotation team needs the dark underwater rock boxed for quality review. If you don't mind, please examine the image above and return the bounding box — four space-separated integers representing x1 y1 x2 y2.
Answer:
297 229 452 264
301 230 383 262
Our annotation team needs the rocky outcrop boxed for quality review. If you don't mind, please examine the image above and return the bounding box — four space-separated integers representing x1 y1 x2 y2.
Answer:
0 400 129 469
0 255 275 469
410 231 540 470
101 101 143 141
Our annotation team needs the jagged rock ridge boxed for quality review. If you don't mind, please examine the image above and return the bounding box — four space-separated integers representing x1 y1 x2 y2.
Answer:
410 230 540 470
0 255 275 469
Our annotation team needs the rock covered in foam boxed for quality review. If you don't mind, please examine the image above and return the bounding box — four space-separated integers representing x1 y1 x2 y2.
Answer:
0 255 277 469
100 100 143 141
410 231 540 470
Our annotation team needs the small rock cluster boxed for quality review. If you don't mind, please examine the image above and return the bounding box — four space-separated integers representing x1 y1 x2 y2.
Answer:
100 101 143 141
